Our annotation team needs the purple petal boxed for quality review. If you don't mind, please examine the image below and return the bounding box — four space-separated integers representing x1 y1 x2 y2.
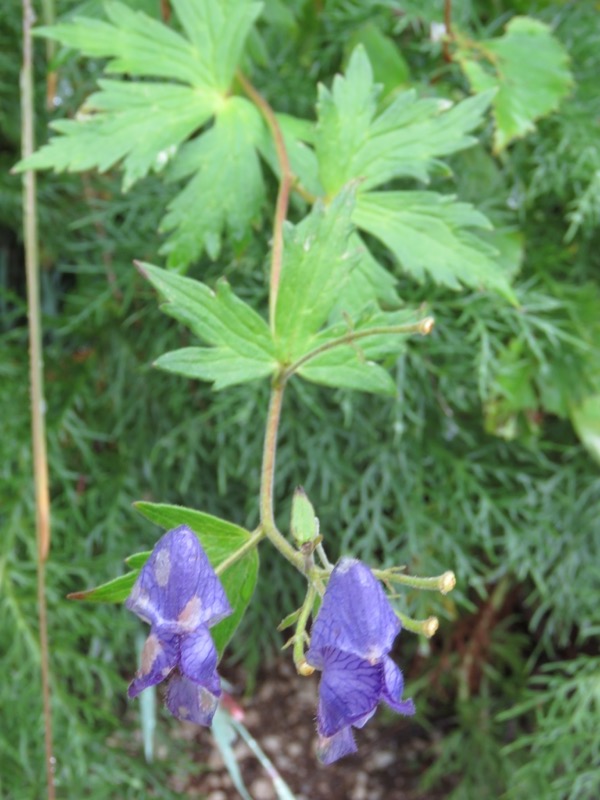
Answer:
307 558 400 664
317 647 382 738
165 673 220 726
381 657 416 716
126 525 232 631
128 630 178 698
317 727 357 765
179 626 220 692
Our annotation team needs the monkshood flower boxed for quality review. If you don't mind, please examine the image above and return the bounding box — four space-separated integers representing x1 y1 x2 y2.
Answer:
306 558 415 764
125 525 232 726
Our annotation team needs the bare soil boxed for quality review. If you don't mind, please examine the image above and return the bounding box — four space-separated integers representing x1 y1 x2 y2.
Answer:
180 659 454 800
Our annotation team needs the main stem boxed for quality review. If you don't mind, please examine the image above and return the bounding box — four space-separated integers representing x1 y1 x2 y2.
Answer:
260 382 304 569
21 0 55 796
237 71 293 329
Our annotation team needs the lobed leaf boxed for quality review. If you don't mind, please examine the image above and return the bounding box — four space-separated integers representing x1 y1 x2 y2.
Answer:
456 17 572 152
155 346 276 390
354 191 517 301
138 261 277 387
17 81 217 190
315 45 492 195
16 0 262 193
160 96 265 266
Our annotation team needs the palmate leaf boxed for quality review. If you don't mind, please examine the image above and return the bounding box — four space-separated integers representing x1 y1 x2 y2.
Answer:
160 97 265 267
456 17 572 152
17 0 266 262
138 261 277 388
20 80 217 190
354 191 517 301
315 45 492 195
69 503 259 657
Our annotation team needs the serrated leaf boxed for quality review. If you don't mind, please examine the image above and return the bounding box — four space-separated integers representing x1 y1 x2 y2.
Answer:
345 24 410 98
274 187 358 361
160 97 265 267
135 503 259 656
138 262 277 387
172 0 262 91
296 308 425 395
354 191 517 300
18 80 216 190
315 45 492 195
456 17 572 152
16 0 261 190
155 346 275 390
332 233 401 317
36 1 214 86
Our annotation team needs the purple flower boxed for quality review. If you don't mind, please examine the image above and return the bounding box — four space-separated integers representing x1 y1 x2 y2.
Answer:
306 558 415 764
126 525 232 726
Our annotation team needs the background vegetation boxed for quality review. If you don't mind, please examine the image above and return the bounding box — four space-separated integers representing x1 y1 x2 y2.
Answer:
1 0 599 798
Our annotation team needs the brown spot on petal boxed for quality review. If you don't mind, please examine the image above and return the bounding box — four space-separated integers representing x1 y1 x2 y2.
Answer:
178 595 202 627
140 635 162 676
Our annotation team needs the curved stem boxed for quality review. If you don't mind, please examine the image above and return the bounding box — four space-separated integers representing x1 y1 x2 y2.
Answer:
237 71 293 330
293 583 317 674
215 527 266 577
282 317 435 380
259 382 304 569
374 569 456 595
396 611 439 638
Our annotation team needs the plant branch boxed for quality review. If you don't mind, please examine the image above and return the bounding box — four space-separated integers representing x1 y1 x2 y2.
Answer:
293 584 317 675
237 70 293 330
21 0 55 796
396 611 439 638
259 382 305 570
374 568 456 595
443 0 453 63
215 527 266 576
282 317 435 380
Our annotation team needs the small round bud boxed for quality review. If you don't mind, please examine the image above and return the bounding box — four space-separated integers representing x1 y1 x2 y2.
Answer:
423 616 439 638
419 316 435 335
297 660 315 676
439 571 456 594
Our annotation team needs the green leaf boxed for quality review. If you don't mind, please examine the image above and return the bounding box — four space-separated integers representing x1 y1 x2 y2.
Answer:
570 394 600 466
16 0 262 190
296 308 426 395
456 17 572 152
134 503 259 656
332 233 401 317
17 80 216 190
345 23 410 97
68 572 138 604
138 261 277 387
35 1 216 86
155 346 276 390
315 45 492 195
160 97 265 266
354 191 517 300
274 187 358 361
